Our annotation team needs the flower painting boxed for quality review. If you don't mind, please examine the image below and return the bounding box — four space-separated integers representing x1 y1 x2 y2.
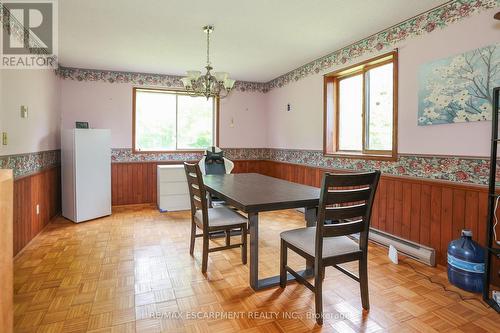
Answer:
418 43 500 126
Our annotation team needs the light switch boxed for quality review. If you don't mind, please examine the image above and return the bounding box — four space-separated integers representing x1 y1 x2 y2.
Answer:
2 132 7 145
21 105 28 118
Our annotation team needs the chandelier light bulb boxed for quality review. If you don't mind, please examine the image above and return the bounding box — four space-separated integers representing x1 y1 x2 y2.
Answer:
181 25 234 99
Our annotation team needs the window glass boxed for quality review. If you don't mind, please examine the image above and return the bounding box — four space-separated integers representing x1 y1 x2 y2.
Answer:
177 95 214 150
134 90 215 151
366 63 393 151
323 52 397 158
338 74 363 151
135 91 176 151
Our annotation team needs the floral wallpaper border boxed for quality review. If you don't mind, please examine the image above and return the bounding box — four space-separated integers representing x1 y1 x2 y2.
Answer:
110 148 493 186
0 148 494 185
110 148 270 163
266 0 498 90
54 0 498 92
0 150 60 179
267 149 492 185
55 67 269 93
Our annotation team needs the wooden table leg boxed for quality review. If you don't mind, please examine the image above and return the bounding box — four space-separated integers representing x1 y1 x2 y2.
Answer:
248 212 259 290
305 207 317 275
248 208 318 291
304 207 317 227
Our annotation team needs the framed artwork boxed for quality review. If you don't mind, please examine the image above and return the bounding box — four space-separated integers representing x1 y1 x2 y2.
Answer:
418 43 499 126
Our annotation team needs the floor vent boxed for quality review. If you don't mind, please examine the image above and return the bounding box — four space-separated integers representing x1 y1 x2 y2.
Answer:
367 228 436 266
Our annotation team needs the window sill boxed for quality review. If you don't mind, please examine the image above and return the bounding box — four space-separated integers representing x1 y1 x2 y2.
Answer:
323 151 397 161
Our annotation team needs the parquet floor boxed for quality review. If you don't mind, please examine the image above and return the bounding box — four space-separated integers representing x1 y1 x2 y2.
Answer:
13 206 499 333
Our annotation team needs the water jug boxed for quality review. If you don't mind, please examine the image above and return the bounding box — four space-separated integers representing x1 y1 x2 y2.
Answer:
447 229 485 293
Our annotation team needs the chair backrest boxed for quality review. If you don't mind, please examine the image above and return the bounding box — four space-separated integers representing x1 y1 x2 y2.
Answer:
184 162 209 231
198 146 234 175
315 171 381 257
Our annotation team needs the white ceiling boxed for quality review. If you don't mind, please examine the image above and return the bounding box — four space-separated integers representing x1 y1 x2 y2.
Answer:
59 0 448 82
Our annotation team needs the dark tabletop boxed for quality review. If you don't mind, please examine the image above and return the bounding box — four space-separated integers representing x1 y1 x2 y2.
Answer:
203 173 320 213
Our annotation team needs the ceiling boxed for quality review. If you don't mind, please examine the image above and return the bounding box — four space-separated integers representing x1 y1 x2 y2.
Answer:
59 0 448 82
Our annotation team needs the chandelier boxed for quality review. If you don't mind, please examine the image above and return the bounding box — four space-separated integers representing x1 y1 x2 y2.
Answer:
181 25 235 99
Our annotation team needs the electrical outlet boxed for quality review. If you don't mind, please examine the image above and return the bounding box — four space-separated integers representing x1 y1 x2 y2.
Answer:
2 132 7 145
388 244 399 264
20 105 28 118
36 204 40 215
287 103 291 112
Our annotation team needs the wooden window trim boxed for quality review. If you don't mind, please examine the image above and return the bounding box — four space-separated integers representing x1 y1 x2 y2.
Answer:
323 50 398 161
132 87 220 154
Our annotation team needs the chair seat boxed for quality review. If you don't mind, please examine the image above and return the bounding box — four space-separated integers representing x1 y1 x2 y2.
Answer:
280 227 360 258
195 206 247 229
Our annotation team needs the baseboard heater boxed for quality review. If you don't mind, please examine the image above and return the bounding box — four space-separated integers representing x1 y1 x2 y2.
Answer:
296 209 436 266
365 228 436 266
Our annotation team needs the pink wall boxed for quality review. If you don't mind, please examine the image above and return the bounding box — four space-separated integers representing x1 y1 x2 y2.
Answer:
60 80 131 148
56 7 500 157
59 80 268 149
219 91 267 148
0 69 60 155
397 9 499 157
266 74 323 150
266 8 500 157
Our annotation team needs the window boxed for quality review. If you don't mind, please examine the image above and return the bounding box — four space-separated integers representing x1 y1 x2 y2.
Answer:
133 88 218 152
324 51 398 159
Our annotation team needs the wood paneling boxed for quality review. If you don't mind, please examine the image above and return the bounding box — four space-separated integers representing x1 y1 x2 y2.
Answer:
111 162 158 206
13 167 61 256
111 160 268 206
111 160 499 286
259 160 499 286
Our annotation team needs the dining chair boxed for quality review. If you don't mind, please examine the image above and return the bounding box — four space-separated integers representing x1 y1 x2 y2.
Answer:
183 162 248 273
198 146 234 207
279 171 380 325
198 146 235 175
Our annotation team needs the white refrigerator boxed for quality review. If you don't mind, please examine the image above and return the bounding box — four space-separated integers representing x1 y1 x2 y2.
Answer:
62 129 111 223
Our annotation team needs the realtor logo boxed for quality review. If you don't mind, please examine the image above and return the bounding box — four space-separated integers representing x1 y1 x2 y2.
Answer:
1 0 58 69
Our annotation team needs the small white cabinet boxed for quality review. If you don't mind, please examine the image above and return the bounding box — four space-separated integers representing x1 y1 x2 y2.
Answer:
157 165 190 212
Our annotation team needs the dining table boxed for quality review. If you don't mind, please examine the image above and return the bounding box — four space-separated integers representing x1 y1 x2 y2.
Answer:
203 173 321 291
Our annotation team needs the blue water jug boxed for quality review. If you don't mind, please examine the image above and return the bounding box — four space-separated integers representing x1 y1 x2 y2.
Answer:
447 229 485 293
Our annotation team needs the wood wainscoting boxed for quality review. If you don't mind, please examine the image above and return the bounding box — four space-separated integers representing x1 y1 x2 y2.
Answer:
110 160 266 206
13 167 61 256
111 160 499 285
259 160 499 287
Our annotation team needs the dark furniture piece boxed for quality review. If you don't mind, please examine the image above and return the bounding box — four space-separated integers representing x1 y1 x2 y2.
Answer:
184 163 248 273
202 173 321 290
484 86 500 313
280 171 380 324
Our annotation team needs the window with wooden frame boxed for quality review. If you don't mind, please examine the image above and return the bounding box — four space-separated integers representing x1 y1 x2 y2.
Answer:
133 87 219 152
323 51 398 159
